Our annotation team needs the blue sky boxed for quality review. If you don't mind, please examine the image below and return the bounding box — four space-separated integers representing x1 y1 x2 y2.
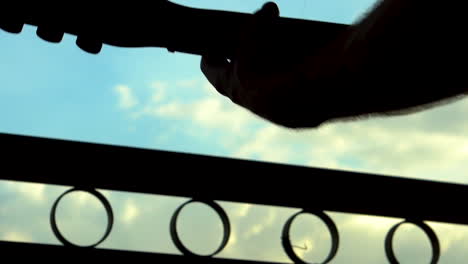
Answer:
2 1 468 263
0 0 377 155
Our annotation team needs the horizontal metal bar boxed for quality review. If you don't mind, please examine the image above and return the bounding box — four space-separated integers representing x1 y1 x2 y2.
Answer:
0 241 285 264
1 132 467 225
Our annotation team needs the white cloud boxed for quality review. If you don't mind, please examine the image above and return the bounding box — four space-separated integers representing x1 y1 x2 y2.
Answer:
151 101 186 117
68 190 106 209
4 181 46 203
126 79 265 134
116 79 468 184
233 204 253 218
242 208 277 240
3 178 468 263
234 126 297 163
3 231 33 243
341 214 401 231
226 98 468 183
224 228 238 254
143 96 258 133
111 79 468 262
150 81 167 103
151 81 168 90
243 224 264 239
176 79 199 88
122 199 140 224
151 89 165 103
428 222 468 255
114 85 138 109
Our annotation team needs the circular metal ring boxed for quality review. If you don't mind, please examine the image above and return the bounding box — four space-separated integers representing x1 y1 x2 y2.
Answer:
170 199 231 257
50 187 114 248
282 210 339 264
385 219 440 264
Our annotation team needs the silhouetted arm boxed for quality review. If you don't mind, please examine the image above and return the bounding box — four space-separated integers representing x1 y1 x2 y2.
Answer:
202 1 468 128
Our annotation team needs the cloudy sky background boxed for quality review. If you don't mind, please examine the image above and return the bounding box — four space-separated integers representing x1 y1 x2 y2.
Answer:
2 0 468 263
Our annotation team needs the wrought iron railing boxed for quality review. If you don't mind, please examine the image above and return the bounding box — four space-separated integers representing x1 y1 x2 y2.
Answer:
1 132 466 263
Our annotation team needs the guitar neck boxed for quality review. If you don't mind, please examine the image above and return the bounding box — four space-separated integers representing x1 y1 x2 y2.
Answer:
154 3 349 57
12 1 348 56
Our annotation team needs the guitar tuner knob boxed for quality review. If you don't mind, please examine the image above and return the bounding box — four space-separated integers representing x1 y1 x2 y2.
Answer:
36 26 64 43
76 36 102 54
0 22 24 34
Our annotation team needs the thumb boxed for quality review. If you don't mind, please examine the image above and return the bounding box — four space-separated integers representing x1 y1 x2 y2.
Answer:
255 2 280 19
236 2 281 81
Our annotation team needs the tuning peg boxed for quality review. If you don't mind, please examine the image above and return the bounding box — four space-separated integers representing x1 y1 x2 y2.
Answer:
0 22 24 34
76 36 102 54
36 26 64 43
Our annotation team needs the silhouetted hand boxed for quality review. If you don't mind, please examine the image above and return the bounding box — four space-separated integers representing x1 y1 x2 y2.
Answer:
201 1 468 129
200 2 372 128
200 3 326 128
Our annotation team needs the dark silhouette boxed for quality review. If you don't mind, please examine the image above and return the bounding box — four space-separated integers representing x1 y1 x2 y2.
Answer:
0 1 344 56
201 1 468 128
0 132 460 263
1 2 467 263
4 1 465 128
